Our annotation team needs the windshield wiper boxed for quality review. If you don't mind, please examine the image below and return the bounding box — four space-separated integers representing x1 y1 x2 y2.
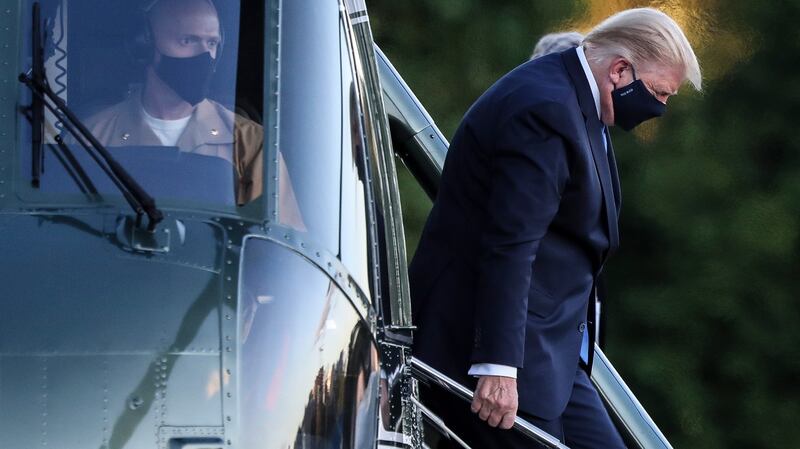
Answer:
30 2 43 187
20 71 165 230
19 3 163 231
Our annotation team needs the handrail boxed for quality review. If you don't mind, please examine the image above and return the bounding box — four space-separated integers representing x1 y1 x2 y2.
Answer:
590 345 673 449
409 357 569 449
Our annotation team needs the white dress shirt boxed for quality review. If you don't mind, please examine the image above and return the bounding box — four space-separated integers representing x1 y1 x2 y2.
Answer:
468 46 604 379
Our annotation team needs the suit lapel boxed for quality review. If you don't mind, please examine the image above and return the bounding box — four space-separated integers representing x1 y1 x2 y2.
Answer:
561 48 619 254
605 128 622 215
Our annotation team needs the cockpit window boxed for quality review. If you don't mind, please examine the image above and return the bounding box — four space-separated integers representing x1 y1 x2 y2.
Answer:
15 0 266 214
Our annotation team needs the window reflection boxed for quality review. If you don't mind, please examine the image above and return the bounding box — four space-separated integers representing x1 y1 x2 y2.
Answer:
275 0 343 252
238 238 378 448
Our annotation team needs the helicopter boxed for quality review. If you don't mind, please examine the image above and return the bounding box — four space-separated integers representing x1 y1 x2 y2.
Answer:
0 0 673 447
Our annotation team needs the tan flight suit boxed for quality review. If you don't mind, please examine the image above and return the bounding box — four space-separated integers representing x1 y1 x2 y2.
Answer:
83 93 262 205
83 93 304 229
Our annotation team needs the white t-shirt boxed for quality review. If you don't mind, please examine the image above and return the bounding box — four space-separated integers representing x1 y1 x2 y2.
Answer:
141 108 191 147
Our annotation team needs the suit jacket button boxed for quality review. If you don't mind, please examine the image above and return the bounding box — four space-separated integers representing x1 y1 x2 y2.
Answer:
578 322 586 333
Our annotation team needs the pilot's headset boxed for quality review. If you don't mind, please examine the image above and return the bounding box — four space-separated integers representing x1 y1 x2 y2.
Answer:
126 0 225 67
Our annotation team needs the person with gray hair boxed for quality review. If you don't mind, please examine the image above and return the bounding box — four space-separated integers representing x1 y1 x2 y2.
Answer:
410 7 701 448
530 31 584 60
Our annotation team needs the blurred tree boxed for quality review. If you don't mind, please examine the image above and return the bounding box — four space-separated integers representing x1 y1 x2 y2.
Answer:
370 1 800 448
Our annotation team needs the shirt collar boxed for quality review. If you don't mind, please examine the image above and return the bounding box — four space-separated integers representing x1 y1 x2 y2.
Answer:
576 45 601 120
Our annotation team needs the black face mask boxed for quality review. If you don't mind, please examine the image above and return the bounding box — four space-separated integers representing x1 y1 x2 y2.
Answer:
611 65 666 131
155 52 215 106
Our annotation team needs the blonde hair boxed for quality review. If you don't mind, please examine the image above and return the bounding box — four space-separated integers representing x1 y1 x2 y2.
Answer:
583 8 702 91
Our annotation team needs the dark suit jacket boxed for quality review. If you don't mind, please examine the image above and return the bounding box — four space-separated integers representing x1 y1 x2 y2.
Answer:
409 48 621 420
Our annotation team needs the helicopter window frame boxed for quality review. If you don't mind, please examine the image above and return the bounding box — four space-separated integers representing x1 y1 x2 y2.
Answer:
337 19 372 298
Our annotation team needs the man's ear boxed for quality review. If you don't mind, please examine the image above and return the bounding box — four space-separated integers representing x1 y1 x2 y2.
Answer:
608 57 630 85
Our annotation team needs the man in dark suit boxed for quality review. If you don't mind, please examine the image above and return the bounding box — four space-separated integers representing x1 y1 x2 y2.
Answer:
410 8 701 448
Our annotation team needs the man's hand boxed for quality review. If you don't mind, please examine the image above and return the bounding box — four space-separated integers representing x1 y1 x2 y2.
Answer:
471 375 518 429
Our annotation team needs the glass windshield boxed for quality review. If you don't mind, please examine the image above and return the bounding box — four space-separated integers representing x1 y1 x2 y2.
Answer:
16 0 266 213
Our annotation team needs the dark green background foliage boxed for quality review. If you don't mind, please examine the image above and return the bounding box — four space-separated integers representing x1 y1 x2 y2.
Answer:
370 1 800 447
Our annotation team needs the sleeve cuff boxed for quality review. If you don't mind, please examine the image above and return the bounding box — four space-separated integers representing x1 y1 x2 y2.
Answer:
468 363 517 379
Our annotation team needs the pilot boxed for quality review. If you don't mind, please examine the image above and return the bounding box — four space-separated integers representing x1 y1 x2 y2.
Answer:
84 0 301 223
